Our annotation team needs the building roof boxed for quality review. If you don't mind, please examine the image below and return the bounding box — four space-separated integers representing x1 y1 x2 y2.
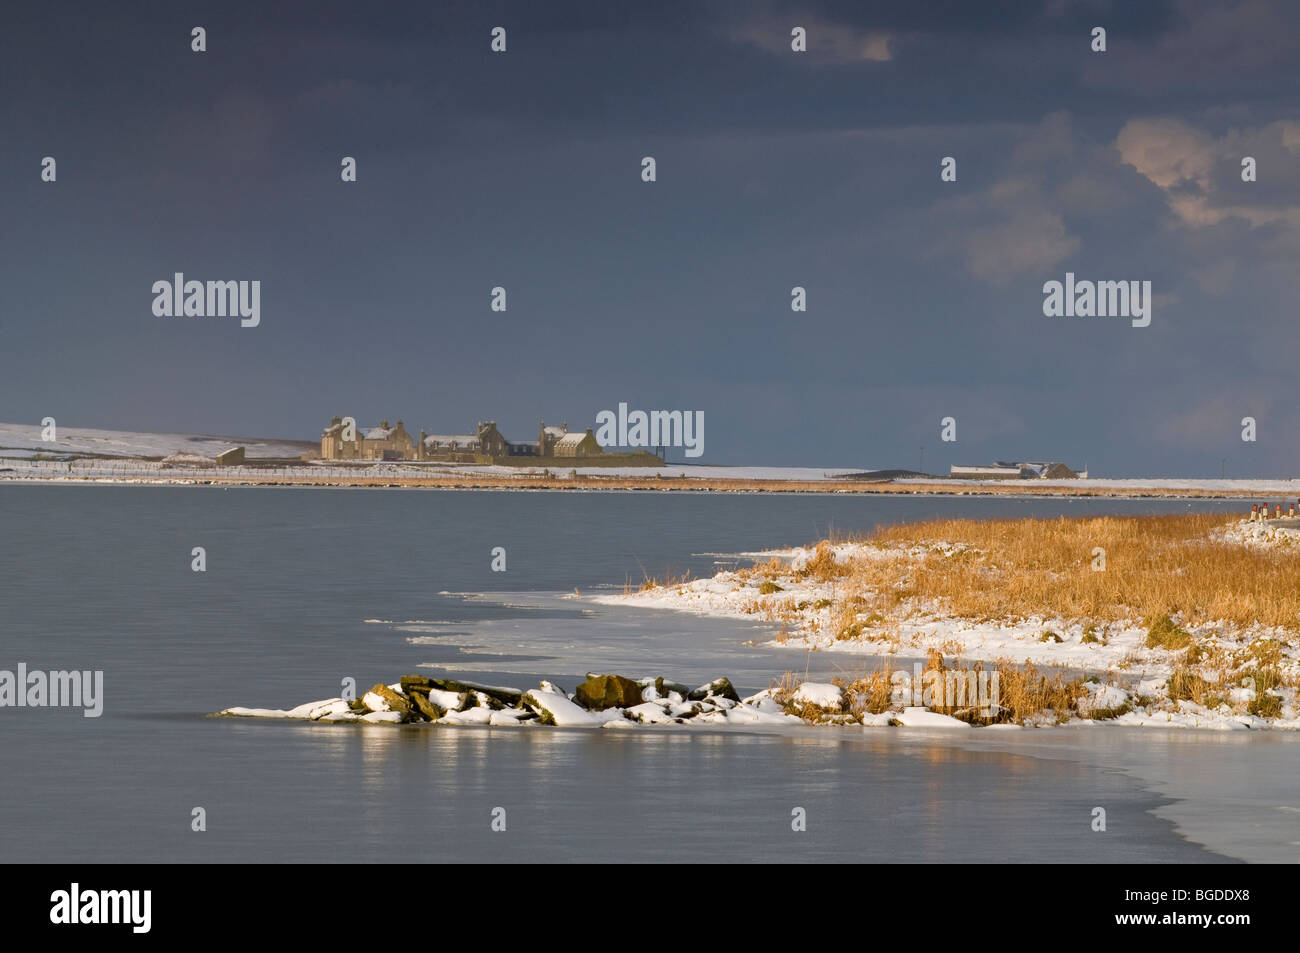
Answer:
423 434 479 446
555 432 589 448
542 426 568 437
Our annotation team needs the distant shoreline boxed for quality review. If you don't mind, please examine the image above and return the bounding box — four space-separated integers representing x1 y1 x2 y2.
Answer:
0 468 1292 499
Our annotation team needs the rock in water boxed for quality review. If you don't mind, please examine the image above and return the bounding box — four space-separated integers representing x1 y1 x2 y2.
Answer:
426 677 523 707
407 690 445 721
367 683 413 718
575 674 644 710
523 689 608 726
688 677 740 703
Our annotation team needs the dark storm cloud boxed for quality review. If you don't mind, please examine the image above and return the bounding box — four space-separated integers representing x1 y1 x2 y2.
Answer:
2 1 1299 475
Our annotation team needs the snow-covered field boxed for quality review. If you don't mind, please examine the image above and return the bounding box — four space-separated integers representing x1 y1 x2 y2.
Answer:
0 422 308 460
0 457 351 482
5 422 1300 494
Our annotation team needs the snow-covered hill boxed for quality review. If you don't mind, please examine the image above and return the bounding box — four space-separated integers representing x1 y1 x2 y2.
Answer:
0 422 311 460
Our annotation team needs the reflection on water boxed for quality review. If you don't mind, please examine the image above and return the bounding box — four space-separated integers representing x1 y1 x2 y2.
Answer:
101 717 1222 864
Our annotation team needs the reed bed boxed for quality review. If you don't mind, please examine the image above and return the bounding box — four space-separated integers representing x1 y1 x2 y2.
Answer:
791 514 1300 634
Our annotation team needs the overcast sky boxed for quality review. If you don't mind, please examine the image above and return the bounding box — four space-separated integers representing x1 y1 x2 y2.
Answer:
3 0 1299 475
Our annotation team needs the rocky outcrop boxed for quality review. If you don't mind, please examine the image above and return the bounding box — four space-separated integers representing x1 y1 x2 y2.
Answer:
220 670 1001 730
218 670 796 728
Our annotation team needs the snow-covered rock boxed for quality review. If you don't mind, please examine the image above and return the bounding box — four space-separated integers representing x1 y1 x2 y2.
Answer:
893 707 970 728
523 688 608 727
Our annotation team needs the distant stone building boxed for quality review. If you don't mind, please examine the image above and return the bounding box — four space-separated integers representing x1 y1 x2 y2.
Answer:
553 428 602 457
363 421 414 461
320 415 656 465
537 422 569 457
321 417 362 460
215 446 245 467
418 431 479 457
417 421 509 460
320 417 415 461
475 421 509 457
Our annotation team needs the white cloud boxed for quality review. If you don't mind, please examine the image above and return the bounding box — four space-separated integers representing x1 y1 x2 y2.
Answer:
1117 117 1300 228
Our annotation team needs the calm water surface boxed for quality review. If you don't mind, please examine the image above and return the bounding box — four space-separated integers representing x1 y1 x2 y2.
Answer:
1 486 1290 862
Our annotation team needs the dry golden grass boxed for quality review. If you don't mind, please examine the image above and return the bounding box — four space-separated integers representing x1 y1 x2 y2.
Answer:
849 514 1300 633
913 651 1088 725
643 514 1297 723
839 668 895 716
782 651 1094 726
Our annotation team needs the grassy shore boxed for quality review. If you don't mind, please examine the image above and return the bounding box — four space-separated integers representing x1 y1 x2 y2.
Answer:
621 513 1300 727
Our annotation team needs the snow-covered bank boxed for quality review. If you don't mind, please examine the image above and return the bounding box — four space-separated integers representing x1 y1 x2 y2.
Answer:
593 520 1300 731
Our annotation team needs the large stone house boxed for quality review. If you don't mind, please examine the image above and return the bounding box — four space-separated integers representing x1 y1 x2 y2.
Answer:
320 417 361 459
320 417 415 461
417 421 509 460
537 422 569 456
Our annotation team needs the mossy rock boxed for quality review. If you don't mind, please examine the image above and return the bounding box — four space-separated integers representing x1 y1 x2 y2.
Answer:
575 674 643 711
407 689 445 721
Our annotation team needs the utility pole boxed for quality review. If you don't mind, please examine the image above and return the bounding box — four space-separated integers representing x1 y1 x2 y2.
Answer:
919 446 925 476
